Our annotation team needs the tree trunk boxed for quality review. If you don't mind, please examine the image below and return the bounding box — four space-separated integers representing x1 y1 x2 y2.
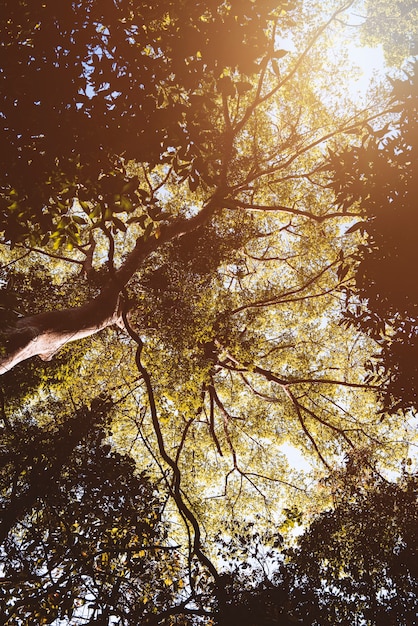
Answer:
0 288 123 375
0 195 219 375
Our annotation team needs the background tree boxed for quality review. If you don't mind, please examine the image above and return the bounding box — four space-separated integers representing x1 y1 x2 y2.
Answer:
328 61 418 411
0 395 190 625
210 460 418 626
283 466 418 626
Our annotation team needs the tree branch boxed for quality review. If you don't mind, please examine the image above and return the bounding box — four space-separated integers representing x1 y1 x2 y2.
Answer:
0 194 221 374
121 309 220 584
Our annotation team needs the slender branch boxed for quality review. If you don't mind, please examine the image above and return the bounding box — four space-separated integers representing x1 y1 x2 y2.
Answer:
234 1 356 136
211 385 238 469
283 385 330 468
297 398 355 447
121 310 220 583
234 106 396 193
221 353 376 391
16 244 84 265
240 373 280 403
174 417 196 467
222 92 232 134
222 258 338 318
230 200 361 223
0 251 31 269
208 384 224 456
243 470 307 493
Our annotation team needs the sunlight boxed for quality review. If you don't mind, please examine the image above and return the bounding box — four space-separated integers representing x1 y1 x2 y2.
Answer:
347 43 386 97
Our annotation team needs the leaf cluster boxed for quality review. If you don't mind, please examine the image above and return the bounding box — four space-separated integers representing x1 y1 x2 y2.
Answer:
284 471 418 626
328 62 418 410
0 397 180 625
0 0 293 246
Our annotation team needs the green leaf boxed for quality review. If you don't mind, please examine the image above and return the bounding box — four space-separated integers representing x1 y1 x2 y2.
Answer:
89 204 102 218
120 196 134 212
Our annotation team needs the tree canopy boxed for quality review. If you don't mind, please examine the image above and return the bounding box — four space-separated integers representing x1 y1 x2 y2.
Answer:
360 0 418 66
1 0 417 624
329 60 418 411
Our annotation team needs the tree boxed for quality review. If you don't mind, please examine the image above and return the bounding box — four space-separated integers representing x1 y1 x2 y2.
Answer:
283 466 418 626
0 0 299 372
0 395 188 625
1 0 415 622
0 0 385 374
210 463 418 626
328 61 418 411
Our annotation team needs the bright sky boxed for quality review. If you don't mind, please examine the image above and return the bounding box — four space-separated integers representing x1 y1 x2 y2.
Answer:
348 43 386 96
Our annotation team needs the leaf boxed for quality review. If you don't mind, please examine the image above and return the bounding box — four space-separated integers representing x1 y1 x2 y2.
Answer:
89 204 102 218
52 236 62 250
127 214 147 226
345 221 366 234
236 81 252 95
122 176 140 194
120 195 134 212
273 49 288 59
188 176 199 192
217 75 235 97
143 221 154 239
271 60 281 77
112 216 127 231
137 189 149 201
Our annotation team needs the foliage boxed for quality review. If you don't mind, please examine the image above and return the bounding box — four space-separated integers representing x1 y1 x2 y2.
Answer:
0 0 294 246
209 464 418 626
1 0 417 624
0 396 184 625
328 62 418 410
283 468 418 626
360 0 418 66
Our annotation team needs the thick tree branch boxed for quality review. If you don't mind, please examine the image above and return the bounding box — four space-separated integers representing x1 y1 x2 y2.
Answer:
0 287 124 374
0 195 220 374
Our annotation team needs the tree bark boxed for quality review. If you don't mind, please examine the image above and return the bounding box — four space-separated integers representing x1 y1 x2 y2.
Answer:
0 288 123 375
0 195 220 375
